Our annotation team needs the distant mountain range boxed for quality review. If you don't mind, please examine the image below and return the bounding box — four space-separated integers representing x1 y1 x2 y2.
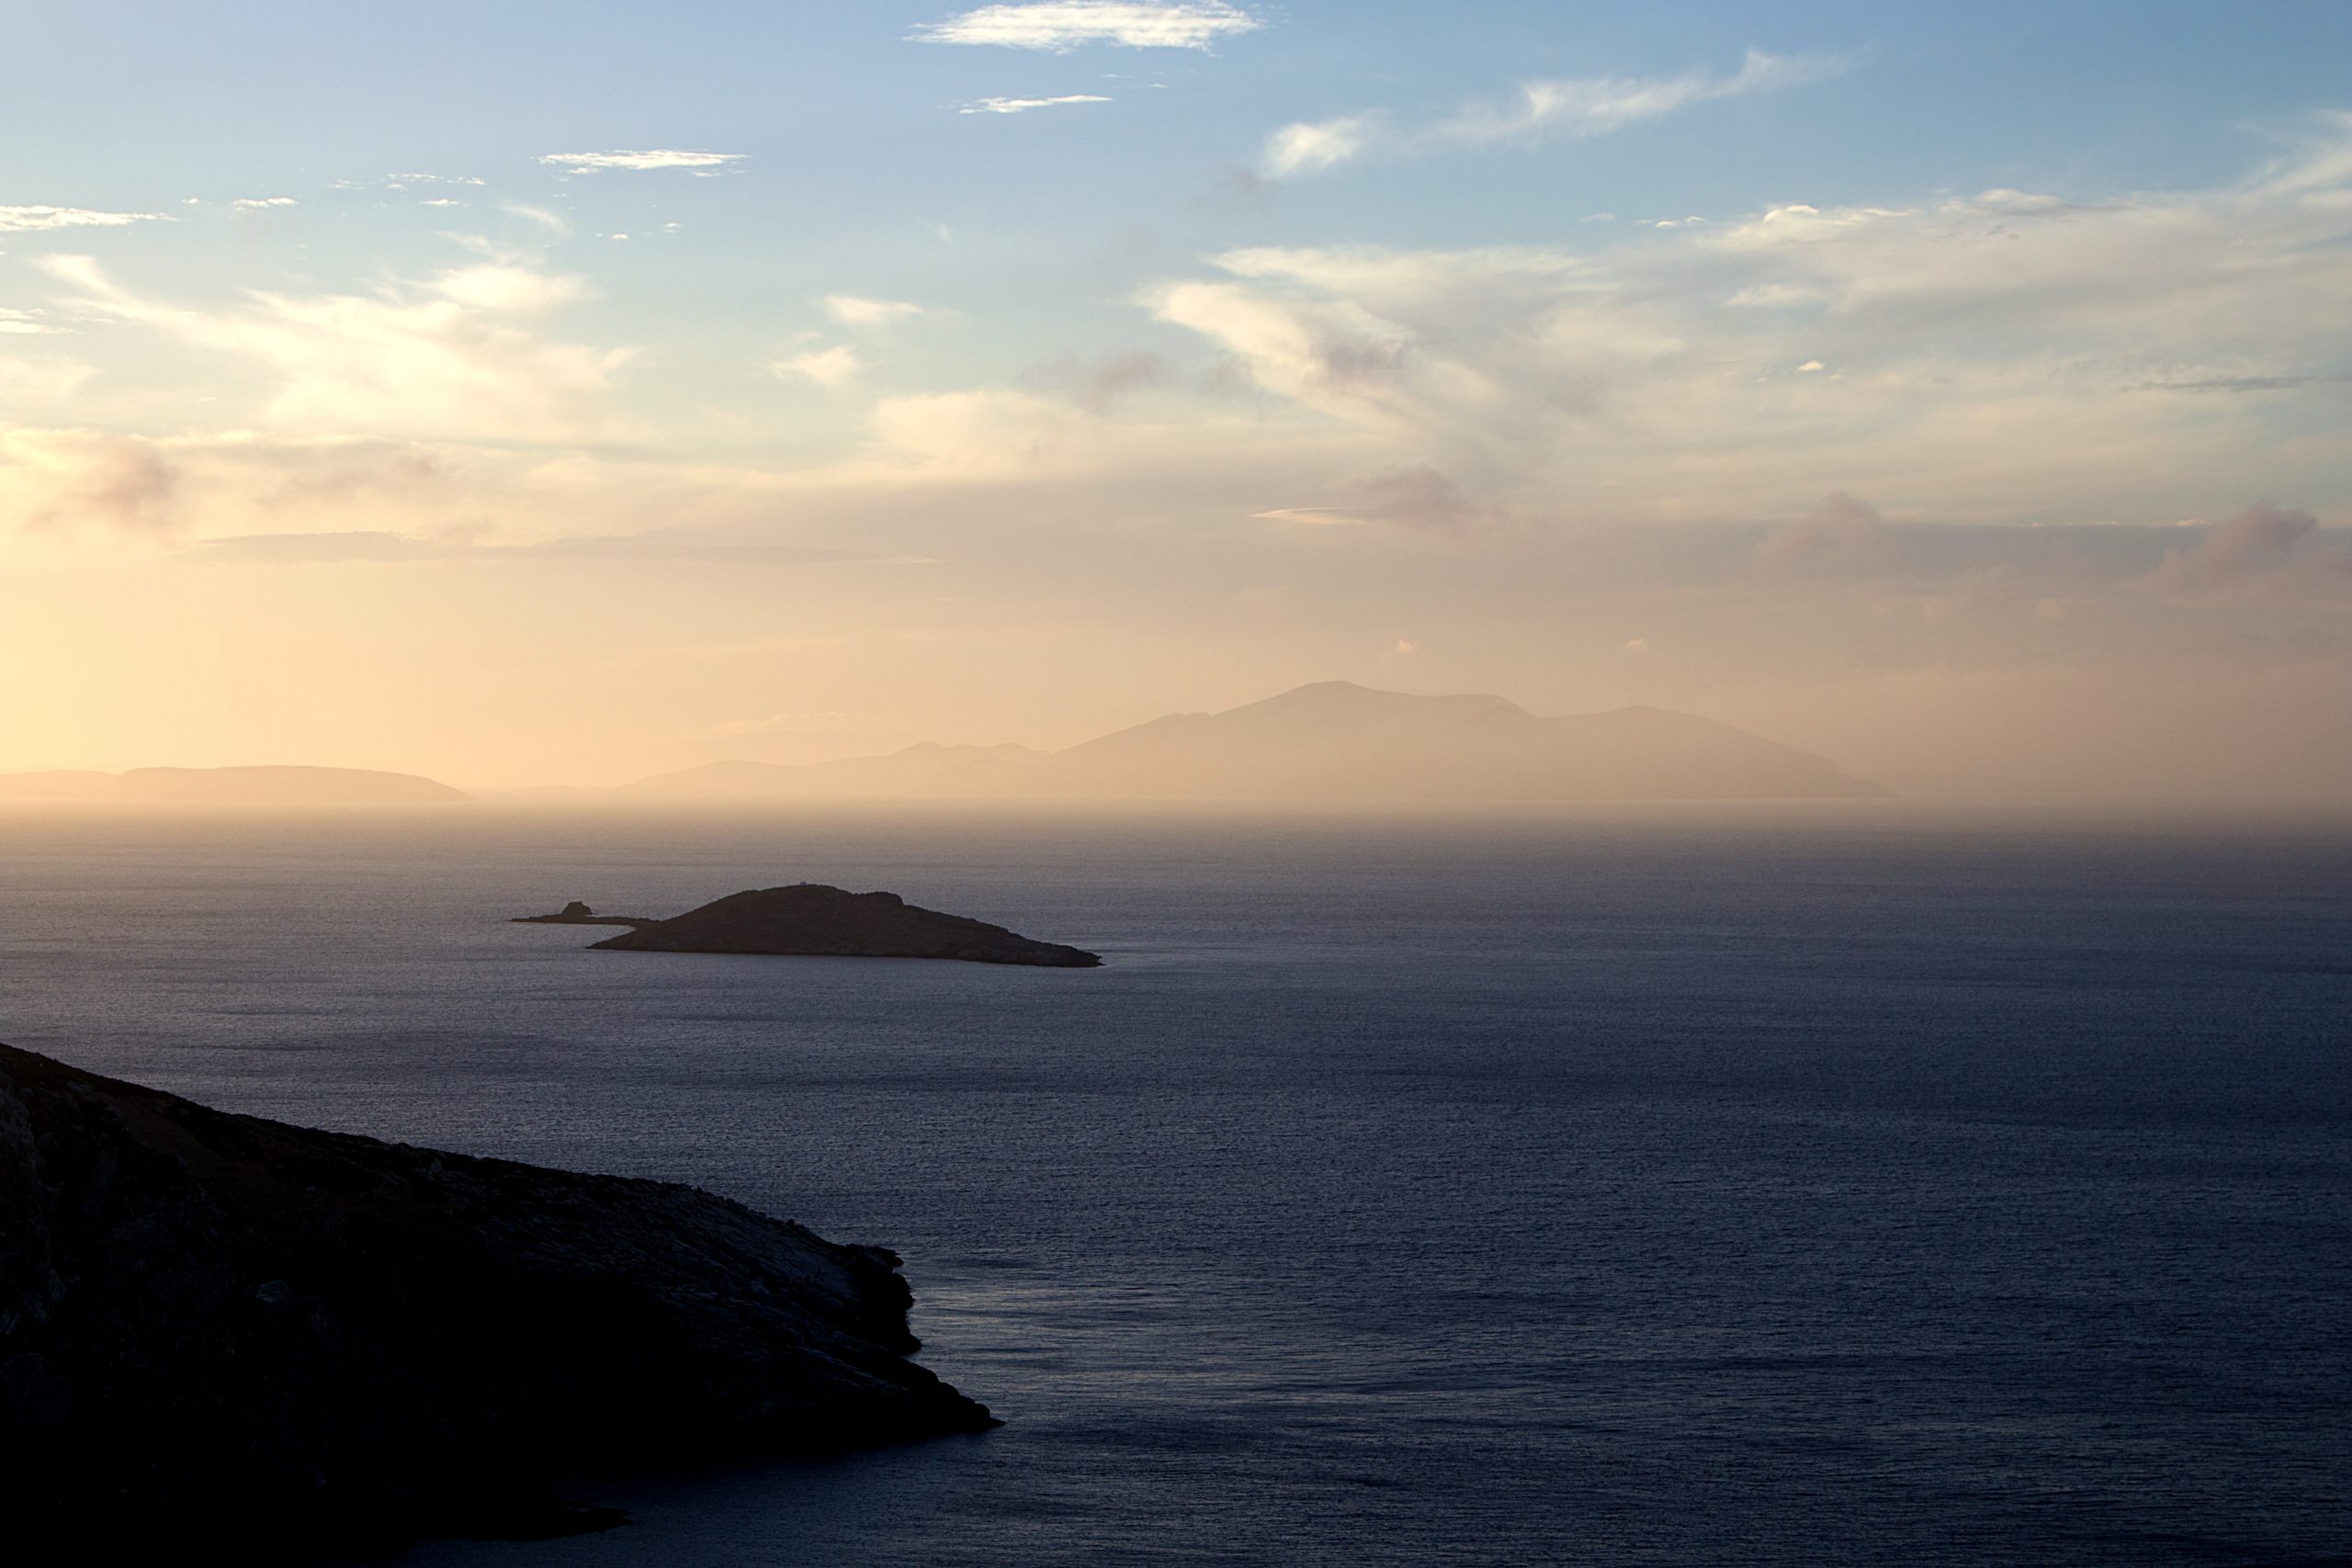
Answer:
623 682 1886 802
0 766 469 805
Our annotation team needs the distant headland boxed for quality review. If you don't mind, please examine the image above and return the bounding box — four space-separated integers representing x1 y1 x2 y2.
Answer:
617 681 1888 804
515 885 1102 967
0 765 468 805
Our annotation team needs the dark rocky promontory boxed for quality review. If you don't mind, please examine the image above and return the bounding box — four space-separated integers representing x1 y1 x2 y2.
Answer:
0 1042 993 1554
533 884 1102 967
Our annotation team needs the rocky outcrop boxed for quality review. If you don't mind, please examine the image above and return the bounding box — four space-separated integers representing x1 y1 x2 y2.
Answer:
583 885 1103 967
0 1042 992 1555
512 900 653 928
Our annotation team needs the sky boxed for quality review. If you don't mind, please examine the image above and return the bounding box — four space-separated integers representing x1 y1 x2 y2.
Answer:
3 0 2349 795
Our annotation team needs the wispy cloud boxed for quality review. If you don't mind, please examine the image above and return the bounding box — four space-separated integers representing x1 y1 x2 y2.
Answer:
910 2 1261 51
773 344 862 388
1442 49 1848 143
0 308 63 336
1155 118 2352 523
39 253 628 444
956 94 1114 114
823 294 925 326
1261 114 1383 178
503 202 572 237
537 150 744 173
0 205 168 232
230 197 298 212
1261 50 1851 178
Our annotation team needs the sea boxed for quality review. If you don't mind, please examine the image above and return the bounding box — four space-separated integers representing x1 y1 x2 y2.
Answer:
1 801 2346 1567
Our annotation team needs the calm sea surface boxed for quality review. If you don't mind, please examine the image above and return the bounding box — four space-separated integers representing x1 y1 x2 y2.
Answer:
1 802 2346 1566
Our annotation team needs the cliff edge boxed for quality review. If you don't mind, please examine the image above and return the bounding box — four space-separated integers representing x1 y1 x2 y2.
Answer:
0 1041 992 1553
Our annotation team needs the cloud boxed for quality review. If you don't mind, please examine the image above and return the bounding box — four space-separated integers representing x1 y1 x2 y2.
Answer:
822 294 925 326
0 308 62 337
3 432 182 532
2148 500 2339 595
773 344 862 388
1252 507 1368 527
1263 50 1849 179
910 2 1261 51
1261 114 1383 178
1442 49 1848 144
0 205 168 232
434 264 593 313
537 150 744 173
1145 118 2352 523
1253 465 1491 532
193 529 427 562
0 355 95 399
230 197 298 212
1023 349 1171 412
39 254 628 445
503 202 572 237
956 95 1114 114
187 529 871 566
1753 491 1885 573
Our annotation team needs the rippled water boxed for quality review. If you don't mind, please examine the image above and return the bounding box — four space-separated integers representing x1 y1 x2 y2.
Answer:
1 801 2346 1566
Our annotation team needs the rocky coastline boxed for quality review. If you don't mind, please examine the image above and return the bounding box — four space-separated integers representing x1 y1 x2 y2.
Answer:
0 1041 992 1555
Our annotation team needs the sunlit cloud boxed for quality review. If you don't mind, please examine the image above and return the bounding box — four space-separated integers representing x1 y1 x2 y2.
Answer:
0 205 169 232
37 254 628 445
910 2 1261 51
956 94 1114 114
773 344 863 388
537 150 744 172
433 264 594 314
822 294 926 326
230 197 298 212
1261 114 1383 177
1150 118 2352 521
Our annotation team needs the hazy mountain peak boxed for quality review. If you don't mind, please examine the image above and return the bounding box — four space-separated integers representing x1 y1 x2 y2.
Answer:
616 681 1881 801
1223 681 1526 721
0 765 468 805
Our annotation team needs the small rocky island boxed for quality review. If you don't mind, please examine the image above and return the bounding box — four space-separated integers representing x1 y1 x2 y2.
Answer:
512 899 652 928
517 885 1103 968
0 1041 993 1553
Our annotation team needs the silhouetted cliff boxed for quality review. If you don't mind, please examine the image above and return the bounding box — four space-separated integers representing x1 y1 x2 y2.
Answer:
0 1042 990 1555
